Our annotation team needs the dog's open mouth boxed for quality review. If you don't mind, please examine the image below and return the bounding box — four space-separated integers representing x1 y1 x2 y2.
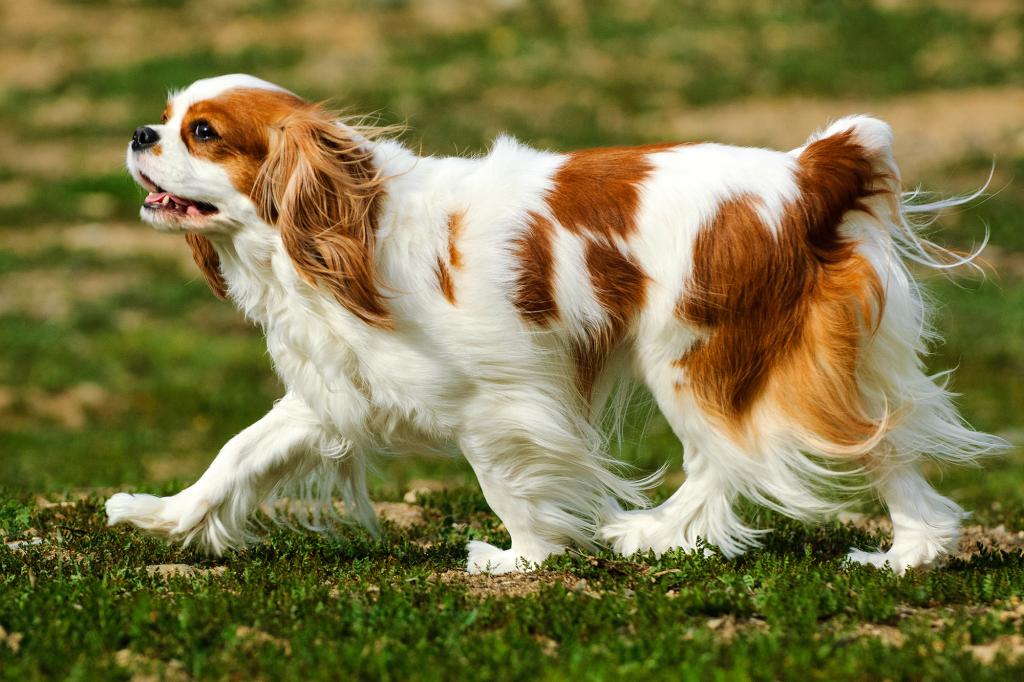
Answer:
139 172 218 218
144 191 218 217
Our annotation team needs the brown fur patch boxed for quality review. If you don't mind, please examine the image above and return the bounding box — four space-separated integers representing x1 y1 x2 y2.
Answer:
587 240 648 328
547 143 677 239
448 211 466 270
185 234 227 299
558 144 667 398
573 240 649 399
436 257 456 305
161 102 173 124
513 211 559 325
677 131 885 449
150 144 162 156
513 143 673 328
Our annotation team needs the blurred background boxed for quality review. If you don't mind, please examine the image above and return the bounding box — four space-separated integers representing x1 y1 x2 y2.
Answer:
0 0 1021 510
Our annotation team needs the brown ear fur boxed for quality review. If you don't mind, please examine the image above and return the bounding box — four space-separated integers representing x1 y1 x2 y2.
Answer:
185 233 228 299
253 105 390 328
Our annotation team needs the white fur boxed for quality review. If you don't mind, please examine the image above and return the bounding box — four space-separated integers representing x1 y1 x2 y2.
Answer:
110 79 1006 574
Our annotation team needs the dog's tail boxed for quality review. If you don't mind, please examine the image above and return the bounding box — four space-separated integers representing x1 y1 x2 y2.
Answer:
803 115 990 272
788 115 1008 471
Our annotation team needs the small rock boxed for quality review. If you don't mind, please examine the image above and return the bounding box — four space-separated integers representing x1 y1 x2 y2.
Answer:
145 564 227 579
235 625 292 656
114 648 189 682
35 495 75 510
0 625 23 652
969 634 1024 664
5 537 43 551
402 479 449 503
533 634 559 658
373 502 425 529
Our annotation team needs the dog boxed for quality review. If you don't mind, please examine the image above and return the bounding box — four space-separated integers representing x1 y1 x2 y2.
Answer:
107 74 1004 574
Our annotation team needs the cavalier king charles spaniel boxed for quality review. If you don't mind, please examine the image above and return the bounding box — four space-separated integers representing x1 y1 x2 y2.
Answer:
107 74 1004 574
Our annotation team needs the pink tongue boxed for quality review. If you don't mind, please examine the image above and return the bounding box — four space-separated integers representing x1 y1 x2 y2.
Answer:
145 192 200 214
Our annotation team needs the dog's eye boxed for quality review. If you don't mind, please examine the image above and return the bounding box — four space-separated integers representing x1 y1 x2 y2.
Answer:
191 120 219 141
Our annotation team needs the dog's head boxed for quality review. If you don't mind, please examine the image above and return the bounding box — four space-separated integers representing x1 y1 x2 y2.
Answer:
126 74 389 324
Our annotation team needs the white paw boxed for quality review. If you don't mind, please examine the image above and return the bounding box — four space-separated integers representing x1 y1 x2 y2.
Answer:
846 548 898 570
106 492 209 540
845 545 943 575
600 510 705 557
465 541 539 575
599 513 652 556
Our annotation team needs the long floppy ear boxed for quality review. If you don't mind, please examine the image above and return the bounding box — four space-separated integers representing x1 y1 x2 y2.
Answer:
185 233 228 300
253 105 391 328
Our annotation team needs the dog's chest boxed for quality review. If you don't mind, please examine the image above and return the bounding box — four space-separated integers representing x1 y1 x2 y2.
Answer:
262 302 463 444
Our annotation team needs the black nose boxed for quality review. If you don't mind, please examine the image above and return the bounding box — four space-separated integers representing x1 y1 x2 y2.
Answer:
131 126 160 151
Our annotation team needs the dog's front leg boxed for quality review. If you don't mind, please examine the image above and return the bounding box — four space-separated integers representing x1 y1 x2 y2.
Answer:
458 399 615 574
106 392 327 554
461 459 568 575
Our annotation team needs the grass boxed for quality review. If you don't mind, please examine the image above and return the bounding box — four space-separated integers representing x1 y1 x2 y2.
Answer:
1 1 1023 679
3 491 1024 680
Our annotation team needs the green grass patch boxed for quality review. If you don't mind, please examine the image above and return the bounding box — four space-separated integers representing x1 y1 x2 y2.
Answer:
1 493 1023 680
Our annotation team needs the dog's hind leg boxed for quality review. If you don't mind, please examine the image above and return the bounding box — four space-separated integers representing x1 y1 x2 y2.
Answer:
599 378 763 559
846 464 964 574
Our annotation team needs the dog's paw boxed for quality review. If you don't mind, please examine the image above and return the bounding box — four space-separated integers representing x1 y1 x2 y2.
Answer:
599 510 660 556
600 509 713 558
845 546 942 575
465 540 538 575
106 493 172 531
106 492 209 539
